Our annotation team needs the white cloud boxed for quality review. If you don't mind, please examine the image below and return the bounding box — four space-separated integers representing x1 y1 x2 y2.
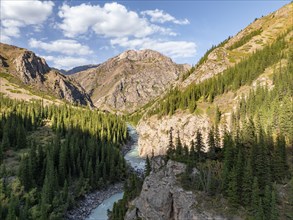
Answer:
29 39 93 56
0 0 54 42
57 2 174 38
141 9 189 25
42 55 92 70
0 35 12 44
111 37 196 58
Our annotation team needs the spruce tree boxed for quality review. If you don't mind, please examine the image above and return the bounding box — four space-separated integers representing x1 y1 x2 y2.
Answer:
195 130 204 161
242 158 253 206
208 127 216 159
270 185 278 220
252 177 260 214
0 143 3 165
145 155 151 177
263 185 272 220
227 167 239 207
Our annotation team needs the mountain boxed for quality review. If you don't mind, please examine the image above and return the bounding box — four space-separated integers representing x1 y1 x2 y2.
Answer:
71 49 190 113
0 43 93 106
135 2 293 157
54 64 100 75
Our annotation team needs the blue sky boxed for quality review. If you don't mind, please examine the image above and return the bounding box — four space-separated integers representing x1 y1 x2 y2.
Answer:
0 0 289 70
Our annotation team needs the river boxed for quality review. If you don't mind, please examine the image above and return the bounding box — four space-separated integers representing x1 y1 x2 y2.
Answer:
85 125 145 220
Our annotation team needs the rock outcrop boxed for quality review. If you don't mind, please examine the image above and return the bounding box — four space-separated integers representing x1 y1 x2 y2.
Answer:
0 43 92 106
125 159 240 220
13 50 49 84
137 113 212 157
71 49 189 112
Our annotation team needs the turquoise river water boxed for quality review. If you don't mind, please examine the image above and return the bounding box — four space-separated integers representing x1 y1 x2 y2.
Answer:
85 125 145 220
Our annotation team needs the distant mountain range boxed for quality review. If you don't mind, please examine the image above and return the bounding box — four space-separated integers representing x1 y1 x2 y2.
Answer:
53 64 100 75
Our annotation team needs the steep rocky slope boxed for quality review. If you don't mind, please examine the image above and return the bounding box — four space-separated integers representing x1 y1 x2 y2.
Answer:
136 2 293 157
0 43 92 106
126 158 242 220
71 49 189 113
181 2 292 87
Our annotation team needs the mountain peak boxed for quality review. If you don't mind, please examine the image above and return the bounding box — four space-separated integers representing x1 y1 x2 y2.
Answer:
117 49 171 62
71 49 188 112
0 43 93 106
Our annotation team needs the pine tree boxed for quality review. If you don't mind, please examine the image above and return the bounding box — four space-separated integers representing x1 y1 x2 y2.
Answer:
208 127 216 159
252 177 260 214
242 158 253 206
227 167 239 207
166 127 174 159
256 198 264 220
273 134 288 181
19 156 33 191
195 130 204 161
175 131 183 158
263 185 272 220
1 130 10 151
145 155 151 177
235 148 244 200
0 143 3 165
215 106 221 125
222 132 235 191
269 184 278 220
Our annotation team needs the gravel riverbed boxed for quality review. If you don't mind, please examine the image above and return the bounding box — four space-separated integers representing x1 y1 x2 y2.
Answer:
65 183 124 220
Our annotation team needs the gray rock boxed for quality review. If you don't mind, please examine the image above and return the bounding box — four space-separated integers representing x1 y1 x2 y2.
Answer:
71 49 190 113
125 159 241 220
0 43 93 106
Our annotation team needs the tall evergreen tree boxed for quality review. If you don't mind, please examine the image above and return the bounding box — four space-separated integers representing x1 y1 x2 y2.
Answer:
145 155 151 177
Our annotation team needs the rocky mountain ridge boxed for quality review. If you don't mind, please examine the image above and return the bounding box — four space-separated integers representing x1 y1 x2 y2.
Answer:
71 49 190 113
0 43 93 106
181 2 292 88
135 2 293 157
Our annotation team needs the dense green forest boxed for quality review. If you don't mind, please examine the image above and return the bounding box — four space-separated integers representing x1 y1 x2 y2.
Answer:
0 97 128 219
165 54 293 218
148 31 290 117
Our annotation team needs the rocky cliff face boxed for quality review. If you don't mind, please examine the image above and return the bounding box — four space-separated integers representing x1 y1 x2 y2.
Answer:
71 49 189 113
126 158 241 220
137 113 212 157
0 43 92 106
13 50 49 84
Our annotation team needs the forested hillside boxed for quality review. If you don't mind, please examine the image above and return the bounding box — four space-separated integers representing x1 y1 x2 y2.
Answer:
112 44 293 220
0 97 128 219
135 3 293 157
122 3 293 219
168 56 293 218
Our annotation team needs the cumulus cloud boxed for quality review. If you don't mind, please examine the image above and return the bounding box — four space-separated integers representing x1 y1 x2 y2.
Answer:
57 2 174 38
43 55 92 70
111 37 196 58
0 0 54 42
29 39 93 56
141 9 189 25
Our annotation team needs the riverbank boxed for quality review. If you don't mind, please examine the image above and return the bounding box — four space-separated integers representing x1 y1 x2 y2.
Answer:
65 138 133 220
66 125 144 220
65 183 124 220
